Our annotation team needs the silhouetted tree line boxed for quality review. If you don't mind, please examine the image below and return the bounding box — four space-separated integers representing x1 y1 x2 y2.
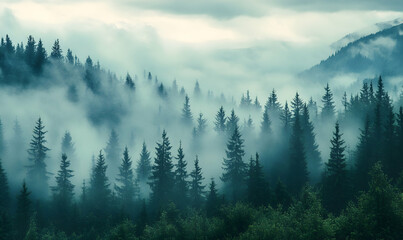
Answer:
0 35 402 239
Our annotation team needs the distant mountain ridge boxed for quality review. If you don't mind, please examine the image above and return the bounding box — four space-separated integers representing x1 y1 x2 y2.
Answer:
330 18 403 51
301 22 403 81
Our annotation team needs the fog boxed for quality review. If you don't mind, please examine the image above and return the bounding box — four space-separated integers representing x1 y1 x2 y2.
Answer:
1 1 403 201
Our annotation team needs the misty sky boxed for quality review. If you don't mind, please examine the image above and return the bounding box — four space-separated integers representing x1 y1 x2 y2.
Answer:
1 0 403 99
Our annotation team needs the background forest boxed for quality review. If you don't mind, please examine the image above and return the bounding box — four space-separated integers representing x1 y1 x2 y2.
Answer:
0 31 402 240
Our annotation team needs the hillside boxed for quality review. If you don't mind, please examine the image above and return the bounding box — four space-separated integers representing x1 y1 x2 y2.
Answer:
301 23 403 81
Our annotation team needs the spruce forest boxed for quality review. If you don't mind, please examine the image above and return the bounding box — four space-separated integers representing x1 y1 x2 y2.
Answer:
1 4 403 240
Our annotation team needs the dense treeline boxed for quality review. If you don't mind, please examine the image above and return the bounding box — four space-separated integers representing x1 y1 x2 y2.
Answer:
0 35 402 239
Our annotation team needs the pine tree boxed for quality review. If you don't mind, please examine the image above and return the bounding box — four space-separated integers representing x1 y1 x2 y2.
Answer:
52 154 74 206
0 119 5 158
50 39 63 60
27 117 50 198
280 101 292 133
261 107 272 136
396 107 403 176
61 131 75 164
254 97 261 110
375 76 385 104
321 83 336 120
221 125 246 201
291 92 303 119
382 100 397 179
181 95 193 126
34 39 47 73
105 129 121 181
174 142 188 208
84 56 98 92
322 122 349 213
115 147 137 209
287 113 308 195
149 130 175 209
4 35 14 54
0 158 9 213
214 106 226 133
247 153 269 206
205 178 219 217
66 49 74 64
226 109 239 136
10 120 25 181
308 97 318 120
89 151 110 214
24 35 36 68
301 104 322 183
265 89 282 117
355 116 374 191
136 142 152 183
24 214 39 240
16 181 31 239
194 80 201 97
273 180 291 208
196 113 207 136
51 154 74 230
342 92 348 113
125 73 135 90
189 155 205 208
0 210 12 240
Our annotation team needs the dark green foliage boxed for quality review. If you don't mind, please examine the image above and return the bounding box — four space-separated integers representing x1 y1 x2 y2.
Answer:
149 130 175 210
336 163 403 239
301 104 322 183
24 214 39 240
0 158 9 213
106 219 137 240
52 154 74 208
16 181 31 239
396 107 403 176
24 35 36 68
354 115 373 191
214 106 226 133
136 142 151 183
288 113 308 195
205 178 220 217
0 211 12 240
321 83 335 120
0 119 5 158
273 180 292 208
89 151 110 216
34 39 47 74
190 155 205 208
181 95 193 126
247 153 270 206
322 122 349 214
173 142 188 208
221 125 246 201
27 117 50 198
115 147 137 210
